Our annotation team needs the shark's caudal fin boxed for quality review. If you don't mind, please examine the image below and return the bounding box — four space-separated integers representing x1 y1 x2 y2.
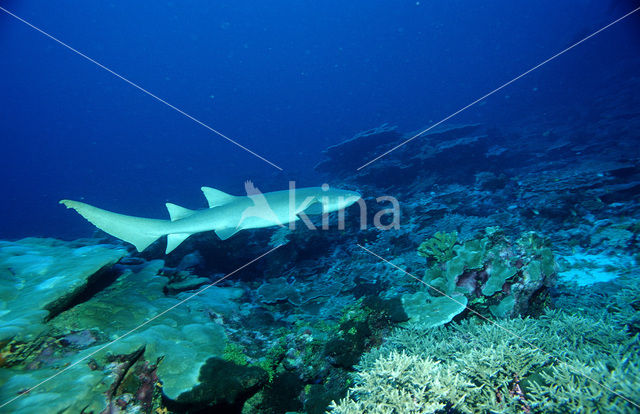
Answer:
60 200 169 252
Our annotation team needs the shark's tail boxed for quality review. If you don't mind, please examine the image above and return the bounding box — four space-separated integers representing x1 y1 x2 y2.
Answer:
60 200 170 252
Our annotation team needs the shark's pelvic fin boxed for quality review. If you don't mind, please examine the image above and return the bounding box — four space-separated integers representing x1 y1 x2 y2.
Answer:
166 203 194 221
59 200 166 252
201 187 237 208
166 233 191 254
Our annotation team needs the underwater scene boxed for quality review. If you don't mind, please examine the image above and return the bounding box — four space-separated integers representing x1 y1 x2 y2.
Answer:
1 1 640 413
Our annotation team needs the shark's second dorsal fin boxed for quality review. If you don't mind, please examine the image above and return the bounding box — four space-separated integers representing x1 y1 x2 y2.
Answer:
201 187 237 208
166 203 194 221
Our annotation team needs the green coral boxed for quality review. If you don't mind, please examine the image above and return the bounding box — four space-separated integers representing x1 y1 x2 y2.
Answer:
255 337 288 384
339 298 370 325
418 231 458 263
256 359 277 383
223 342 249 366
444 256 466 288
517 231 548 251
0 239 127 342
527 358 640 412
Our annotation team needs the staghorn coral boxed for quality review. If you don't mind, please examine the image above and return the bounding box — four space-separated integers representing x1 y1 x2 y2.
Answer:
328 350 478 414
331 289 640 414
527 358 640 413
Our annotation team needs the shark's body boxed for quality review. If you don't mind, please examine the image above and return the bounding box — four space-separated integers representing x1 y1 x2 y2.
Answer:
60 185 361 253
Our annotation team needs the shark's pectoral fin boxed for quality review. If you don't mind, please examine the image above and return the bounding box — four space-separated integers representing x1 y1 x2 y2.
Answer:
166 233 191 254
201 187 238 208
300 198 325 215
215 227 240 240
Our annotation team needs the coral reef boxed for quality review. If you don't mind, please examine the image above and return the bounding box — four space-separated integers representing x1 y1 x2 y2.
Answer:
331 275 640 413
417 231 458 263
402 228 556 329
2 71 639 412
0 238 126 342
329 350 478 413
401 291 467 329
0 239 258 412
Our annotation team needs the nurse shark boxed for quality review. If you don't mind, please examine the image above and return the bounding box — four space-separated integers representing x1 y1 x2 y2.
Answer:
60 182 361 254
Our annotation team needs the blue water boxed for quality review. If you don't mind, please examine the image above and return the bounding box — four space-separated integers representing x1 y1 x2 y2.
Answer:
0 0 638 240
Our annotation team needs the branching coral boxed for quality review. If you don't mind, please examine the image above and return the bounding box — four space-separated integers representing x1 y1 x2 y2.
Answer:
527 358 640 413
330 290 640 414
328 350 478 414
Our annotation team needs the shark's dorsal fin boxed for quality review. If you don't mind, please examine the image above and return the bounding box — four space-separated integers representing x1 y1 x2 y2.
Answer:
201 187 237 208
166 203 194 221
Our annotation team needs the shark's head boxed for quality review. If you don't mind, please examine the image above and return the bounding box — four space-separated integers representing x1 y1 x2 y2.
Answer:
313 186 362 214
239 184 361 219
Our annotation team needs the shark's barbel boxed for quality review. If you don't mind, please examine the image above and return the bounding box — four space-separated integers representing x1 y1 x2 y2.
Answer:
60 183 361 254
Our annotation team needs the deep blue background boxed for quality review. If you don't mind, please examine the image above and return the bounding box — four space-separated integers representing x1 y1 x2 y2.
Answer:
1 0 639 239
